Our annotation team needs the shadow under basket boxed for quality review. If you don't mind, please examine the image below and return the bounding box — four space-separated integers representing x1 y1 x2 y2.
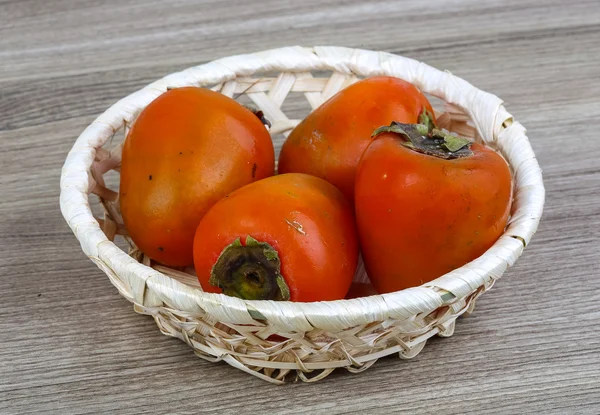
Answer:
60 46 544 384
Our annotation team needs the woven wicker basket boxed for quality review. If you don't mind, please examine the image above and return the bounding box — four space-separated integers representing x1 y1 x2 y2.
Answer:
60 46 544 383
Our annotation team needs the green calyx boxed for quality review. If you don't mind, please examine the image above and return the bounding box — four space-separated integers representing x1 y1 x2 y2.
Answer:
209 236 290 301
372 109 473 159
418 108 437 133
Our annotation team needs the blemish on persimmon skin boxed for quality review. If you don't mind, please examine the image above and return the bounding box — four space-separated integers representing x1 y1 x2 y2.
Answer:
285 219 306 235
252 163 257 178
149 175 153 180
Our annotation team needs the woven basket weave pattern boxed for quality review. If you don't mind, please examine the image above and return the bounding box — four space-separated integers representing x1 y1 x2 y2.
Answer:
60 46 544 383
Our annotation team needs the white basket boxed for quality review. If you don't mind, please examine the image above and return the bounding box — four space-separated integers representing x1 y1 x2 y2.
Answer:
60 46 544 383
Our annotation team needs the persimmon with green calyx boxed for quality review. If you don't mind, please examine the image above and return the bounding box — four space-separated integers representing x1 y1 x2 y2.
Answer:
120 87 275 267
355 116 513 294
193 173 359 302
278 76 435 201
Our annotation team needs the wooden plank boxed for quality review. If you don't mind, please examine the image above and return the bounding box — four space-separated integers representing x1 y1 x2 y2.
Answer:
1 0 599 413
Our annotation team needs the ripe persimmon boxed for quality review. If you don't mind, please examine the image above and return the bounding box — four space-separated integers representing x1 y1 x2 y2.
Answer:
120 87 274 266
278 76 435 201
193 174 358 302
355 120 512 293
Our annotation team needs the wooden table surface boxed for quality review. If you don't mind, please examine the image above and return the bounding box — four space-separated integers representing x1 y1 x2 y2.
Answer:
2 1 599 413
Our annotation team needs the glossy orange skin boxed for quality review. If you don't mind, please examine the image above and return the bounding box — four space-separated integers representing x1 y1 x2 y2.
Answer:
278 76 435 201
120 87 274 267
355 136 512 294
193 173 359 302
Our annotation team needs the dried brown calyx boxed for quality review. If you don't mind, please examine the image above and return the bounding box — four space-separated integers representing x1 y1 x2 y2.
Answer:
209 236 290 301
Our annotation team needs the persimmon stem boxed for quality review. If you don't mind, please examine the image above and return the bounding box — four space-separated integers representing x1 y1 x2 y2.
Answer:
244 104 272 128
418 108 436 133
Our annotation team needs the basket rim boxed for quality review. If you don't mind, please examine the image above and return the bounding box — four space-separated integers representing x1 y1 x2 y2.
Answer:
59 46 545 330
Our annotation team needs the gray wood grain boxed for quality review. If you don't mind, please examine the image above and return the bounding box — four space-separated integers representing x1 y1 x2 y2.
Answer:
1 0 599 413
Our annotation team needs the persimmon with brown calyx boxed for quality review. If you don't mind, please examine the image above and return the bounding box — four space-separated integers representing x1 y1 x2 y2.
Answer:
193 173 359 302
355 116 513 293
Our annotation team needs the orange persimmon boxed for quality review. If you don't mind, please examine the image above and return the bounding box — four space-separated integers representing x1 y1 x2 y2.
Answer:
278 76 434 201
355 120 512 293
120 87 274 266
193 173 358 302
